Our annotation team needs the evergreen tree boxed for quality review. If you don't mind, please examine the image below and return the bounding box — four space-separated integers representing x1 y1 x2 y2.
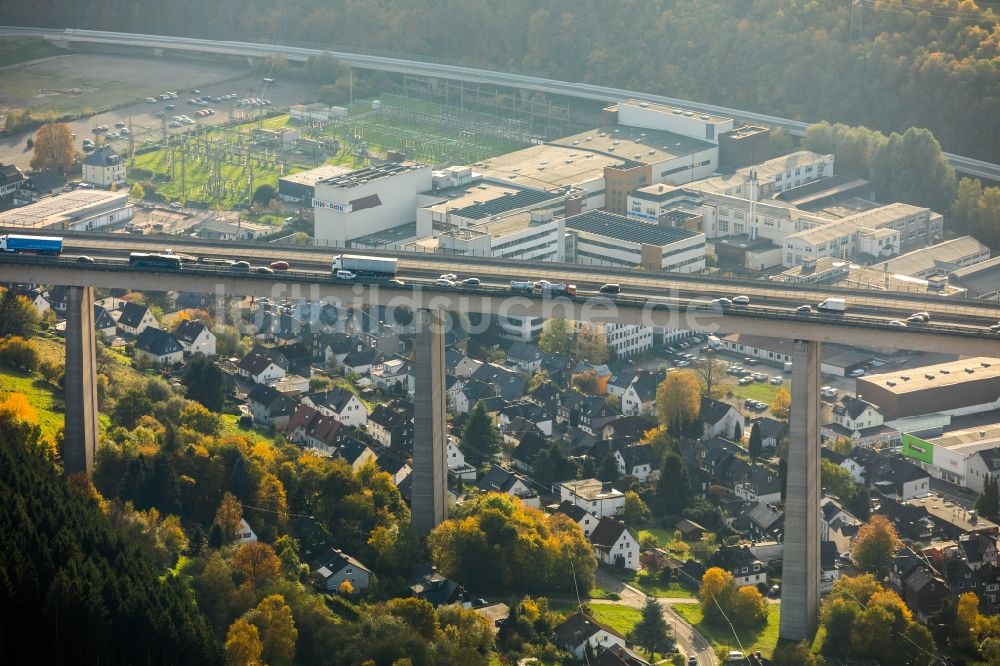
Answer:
460 401 500 467
598 453 620 482
748 421 762 462
656 451 691 515
182 356 227 413
976 477 999 522
630 597 673 657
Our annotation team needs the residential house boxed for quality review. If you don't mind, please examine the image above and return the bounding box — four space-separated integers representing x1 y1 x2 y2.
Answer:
450 378 496 414
312 547 372 593
867 454 931 500
842 446 878 484
701 396 743 441
822 395 898 448
594 644 650 666
446 347 481 378
967 447 1000 495
81 145 126 187
302 388 368 427
541 352 573 385
675 519 707 542
707 545 767 587
821 540 841 594
375 452 411 485
94 305 117 340
498 401 553 436
338 437 377 472
821 496 861 554
12 287 49 317
560 479 625 518
318 332 359 366
237 350 287 385
134 327 184 367
590 517 641 570
512 431 549 474
902 566 952 623
247 383 297 428
408 569 464 606
477 465 539 508
526 381 561 413
957 534 998 571
621 370 662 417
601 415 657 443
614 444 660 482
367 402 413 453
472 363 525 402
0 163 23 204
557 390 587 427
506 341 544 373
117 301 158 337
446 438 476 482
731 465 782 504
237 519 258 543
555 500 599 537
341 346 382 375
173 320 216 356
745 502 784 542
579 397 619 436
372 356 409 390
572 362 613 395
46 285 68 316
753 417 789 449
556 611 627 661
266 342 313 377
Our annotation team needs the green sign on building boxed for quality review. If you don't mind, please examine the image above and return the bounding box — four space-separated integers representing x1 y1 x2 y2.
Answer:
901 433 934 465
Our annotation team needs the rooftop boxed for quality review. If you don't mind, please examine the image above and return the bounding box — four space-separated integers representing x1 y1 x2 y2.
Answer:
860 357 1000 394
870 236 990 277
903 495 1000 533
565 209 699 246
475 144 625 191
279 164 353 187
693 151 831 193
950 255 1000 296
0 189 130 230
617 98 732 125
349 221 418 249
316 161 425 189
550 124 717 165
428 183 560 221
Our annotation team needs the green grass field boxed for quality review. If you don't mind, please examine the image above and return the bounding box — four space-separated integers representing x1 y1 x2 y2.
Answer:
586 604 642 636
636 524 676 547
672 603 780 657
731 380 788 404
0 39 66 68
0 366 65 438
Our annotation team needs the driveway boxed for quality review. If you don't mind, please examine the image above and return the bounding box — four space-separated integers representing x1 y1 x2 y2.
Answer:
593 569 718 666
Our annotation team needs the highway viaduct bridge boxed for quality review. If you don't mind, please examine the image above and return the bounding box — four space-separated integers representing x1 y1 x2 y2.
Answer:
1 245 998 643
0 25 998 181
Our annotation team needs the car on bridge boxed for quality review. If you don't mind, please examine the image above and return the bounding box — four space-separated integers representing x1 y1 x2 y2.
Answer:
460 277 480 287
269 261 289 270
336 270 356 280
435 278 456 288
733 295 750 306
599 283 620 294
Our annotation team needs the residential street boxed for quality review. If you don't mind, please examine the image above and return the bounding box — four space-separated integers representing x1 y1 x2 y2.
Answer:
593 569 719 666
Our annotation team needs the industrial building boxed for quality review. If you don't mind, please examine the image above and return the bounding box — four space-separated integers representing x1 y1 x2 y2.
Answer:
564 209 706 273
688 151 834 199
857 358 1000 421
869 236 990 279
0 189 132 231
775 256 969 297
900 423 1000 489
278 164 353 203
312 162 432 247
949 256 1000 300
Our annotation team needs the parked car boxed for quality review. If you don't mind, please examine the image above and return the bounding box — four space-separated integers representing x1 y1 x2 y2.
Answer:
739 376 753 385
146 97 157 103
771 375 784 384
850 368 866 377
768 584 781 598
688 656 698 666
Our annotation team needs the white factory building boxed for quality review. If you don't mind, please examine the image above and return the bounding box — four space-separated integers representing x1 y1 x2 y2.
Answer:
614 98 733 145
564 209 706 273
688 151 834 199
0 189 133 232
313 162 432 247
581 321 655 358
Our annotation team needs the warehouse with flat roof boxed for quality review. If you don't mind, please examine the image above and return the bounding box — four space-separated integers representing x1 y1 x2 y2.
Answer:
0 189 132 231
564 209 705 272
857 358 1000 421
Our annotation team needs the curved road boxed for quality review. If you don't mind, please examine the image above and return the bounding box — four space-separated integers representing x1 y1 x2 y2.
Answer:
0 25 997 180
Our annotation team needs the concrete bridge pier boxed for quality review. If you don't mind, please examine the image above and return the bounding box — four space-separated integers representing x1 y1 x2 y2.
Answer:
63 285 98 476
779 339 822 642
411 308 448 536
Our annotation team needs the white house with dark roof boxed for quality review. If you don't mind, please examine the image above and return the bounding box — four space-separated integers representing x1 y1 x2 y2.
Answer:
247 383 296 427
11 286 49 317
822 395 898 447
701 395 742 440
446 347 482 378
338 438 377 472
93 305 118 340
589 516 641 570
301 388 367 427
134 327 183 367
506 341 544 373
560 478 625 518
477 465 539 508
554 500 599 537
312 547 372 593
614 443 660 482
965 447 1000 494
707 545 767 587
173 320 216 356
753 416 789 449
446 437 477 482
236 350 286 385
82 145 126 187
621 370 662 417
556 611 627 661
117 301 158 337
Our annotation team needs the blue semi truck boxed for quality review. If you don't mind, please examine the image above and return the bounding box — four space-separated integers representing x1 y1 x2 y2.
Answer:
0 234 64 255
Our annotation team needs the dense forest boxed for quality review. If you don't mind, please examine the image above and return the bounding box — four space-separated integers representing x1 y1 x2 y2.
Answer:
5 0 999 160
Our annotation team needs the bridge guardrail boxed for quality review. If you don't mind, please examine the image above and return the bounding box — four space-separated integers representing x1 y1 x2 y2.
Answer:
2 254 996 340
